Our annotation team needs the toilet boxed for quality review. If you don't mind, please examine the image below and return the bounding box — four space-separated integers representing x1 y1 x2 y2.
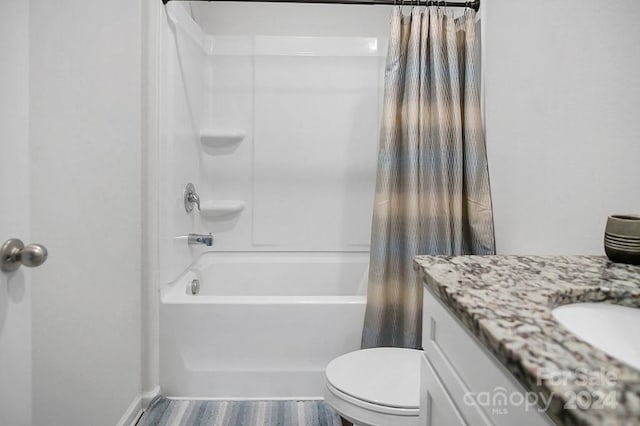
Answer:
323 348 422 426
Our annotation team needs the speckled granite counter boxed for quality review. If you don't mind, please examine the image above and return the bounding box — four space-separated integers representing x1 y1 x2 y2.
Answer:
414 255 640 426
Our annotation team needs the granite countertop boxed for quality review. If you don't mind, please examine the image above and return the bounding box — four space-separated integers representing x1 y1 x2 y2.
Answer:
414 255 640 426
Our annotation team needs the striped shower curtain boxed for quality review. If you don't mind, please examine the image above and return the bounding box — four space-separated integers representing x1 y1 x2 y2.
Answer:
362 6 495 349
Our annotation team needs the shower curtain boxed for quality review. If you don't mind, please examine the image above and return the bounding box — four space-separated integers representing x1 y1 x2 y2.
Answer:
362 6 495 349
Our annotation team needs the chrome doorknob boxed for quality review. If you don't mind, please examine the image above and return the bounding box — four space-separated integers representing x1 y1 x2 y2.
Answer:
0 238 48 273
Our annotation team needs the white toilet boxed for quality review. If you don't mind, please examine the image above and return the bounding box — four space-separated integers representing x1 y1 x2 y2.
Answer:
324 347 422 426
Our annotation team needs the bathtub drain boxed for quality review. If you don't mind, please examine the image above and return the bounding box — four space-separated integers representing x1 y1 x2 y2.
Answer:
189 278 200 295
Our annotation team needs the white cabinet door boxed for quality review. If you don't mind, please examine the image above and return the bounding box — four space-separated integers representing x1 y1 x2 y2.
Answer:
0 1 32 425
421 288 553 426
420 354 467 426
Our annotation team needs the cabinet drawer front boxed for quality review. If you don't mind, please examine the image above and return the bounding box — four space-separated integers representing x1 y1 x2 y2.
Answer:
420 353 467 426
422 288 552 426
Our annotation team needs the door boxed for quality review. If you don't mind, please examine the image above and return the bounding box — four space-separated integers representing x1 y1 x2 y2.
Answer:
0 1 32 425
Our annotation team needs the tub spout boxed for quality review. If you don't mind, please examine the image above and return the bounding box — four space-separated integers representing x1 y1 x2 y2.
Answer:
188 233 213 247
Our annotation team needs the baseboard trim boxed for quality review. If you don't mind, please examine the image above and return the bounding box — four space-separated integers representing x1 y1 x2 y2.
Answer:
117 395 142 426
142 386 161 407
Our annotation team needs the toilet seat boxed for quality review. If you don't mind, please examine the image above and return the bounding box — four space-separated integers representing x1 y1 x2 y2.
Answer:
324 348 422 426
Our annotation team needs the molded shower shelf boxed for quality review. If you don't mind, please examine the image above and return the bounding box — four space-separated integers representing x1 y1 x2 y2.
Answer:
200 200 245 218
200 130 244 154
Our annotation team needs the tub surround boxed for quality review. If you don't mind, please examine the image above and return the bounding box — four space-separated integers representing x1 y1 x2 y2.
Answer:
414 255 640 425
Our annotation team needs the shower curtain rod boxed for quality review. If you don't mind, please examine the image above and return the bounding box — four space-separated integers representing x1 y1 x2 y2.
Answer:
162 0 480 12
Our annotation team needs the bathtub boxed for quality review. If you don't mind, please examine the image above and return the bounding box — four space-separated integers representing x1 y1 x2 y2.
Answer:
160 252 368 399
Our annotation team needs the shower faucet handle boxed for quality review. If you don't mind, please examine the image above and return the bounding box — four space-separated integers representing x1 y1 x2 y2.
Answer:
184 183 200 212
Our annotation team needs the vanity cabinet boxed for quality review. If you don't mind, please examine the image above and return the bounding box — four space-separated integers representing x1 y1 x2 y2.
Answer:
420 287 553 426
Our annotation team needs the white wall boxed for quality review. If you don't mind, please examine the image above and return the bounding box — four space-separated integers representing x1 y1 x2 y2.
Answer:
142 0 164 404
484 0 640 255
0 1 32 425
29 0 142 424
193 2 394 36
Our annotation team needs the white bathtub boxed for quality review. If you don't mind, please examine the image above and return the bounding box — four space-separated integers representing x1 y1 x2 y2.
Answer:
159 252 368 399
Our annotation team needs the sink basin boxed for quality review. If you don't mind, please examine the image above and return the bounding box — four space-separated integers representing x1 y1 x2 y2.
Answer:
552 303 640 371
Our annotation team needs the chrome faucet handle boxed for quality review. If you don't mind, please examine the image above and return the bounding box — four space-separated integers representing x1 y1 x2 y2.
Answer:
189 192 200 210
184 183 200 212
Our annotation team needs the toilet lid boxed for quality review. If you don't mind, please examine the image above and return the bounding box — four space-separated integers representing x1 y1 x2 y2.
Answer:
325 348 421 409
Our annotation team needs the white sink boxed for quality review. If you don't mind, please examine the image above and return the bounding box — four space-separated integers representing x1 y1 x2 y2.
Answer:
552 302 640 371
